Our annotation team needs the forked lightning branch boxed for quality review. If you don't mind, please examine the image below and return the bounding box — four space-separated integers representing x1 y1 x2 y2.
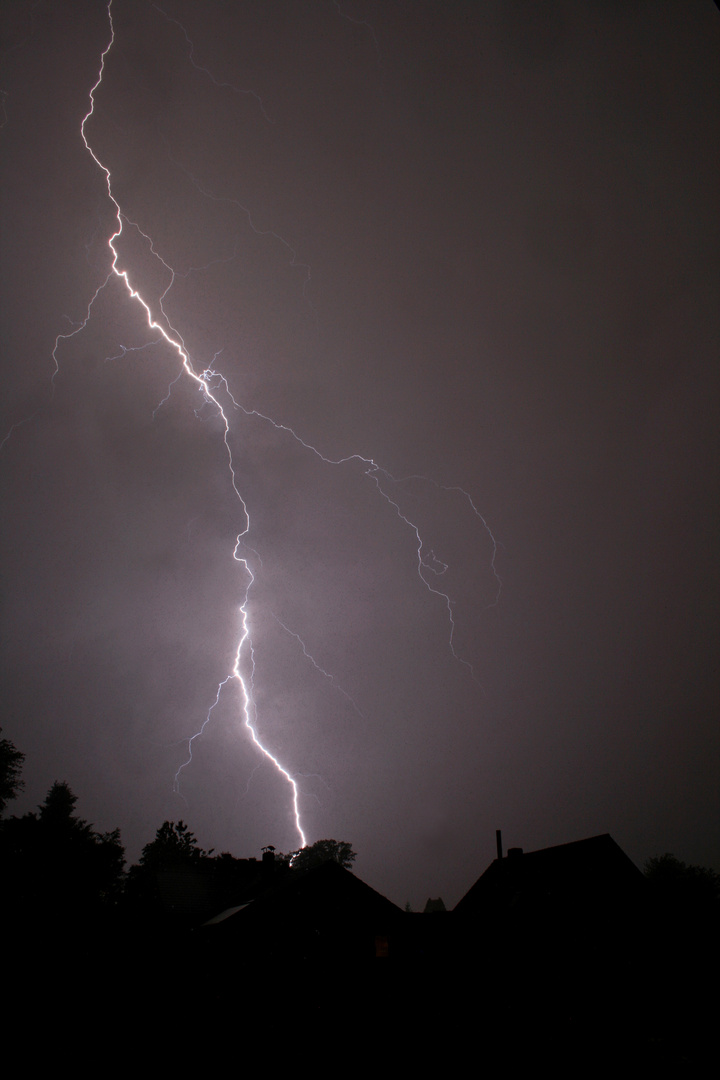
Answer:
48 0 500 848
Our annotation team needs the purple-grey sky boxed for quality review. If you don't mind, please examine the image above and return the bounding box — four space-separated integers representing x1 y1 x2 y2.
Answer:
1 0 718 908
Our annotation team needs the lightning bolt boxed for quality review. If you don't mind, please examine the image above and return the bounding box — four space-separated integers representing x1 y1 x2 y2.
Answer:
53 0 308 846
25 1 501 851
174 554 307 849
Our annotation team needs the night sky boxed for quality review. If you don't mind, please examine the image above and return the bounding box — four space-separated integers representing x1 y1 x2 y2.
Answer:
1 0 718 908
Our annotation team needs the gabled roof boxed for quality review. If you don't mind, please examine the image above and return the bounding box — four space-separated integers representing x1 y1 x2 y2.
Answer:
455 833 645 917
206 858 403 934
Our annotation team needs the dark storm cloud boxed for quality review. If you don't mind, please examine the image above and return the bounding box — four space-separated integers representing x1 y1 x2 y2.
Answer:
1 0 718 906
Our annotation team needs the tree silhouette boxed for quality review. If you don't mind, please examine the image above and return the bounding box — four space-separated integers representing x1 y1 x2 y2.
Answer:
39 779 83 826
645 853 720 906
283 839 357 872
124 820 216 924
0 727 24 816
0 781 124 919
138 819 210 867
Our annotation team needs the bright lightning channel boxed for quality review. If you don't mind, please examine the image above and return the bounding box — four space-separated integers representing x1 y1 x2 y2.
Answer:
49 1 501 851
67 0 307 846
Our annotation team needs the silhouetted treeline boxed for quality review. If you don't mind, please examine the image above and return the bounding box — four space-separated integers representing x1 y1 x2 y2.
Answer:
1 733 717 1066
0 729 359 930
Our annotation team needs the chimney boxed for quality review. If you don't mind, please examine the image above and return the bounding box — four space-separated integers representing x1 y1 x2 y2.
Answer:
261 845 275 878
496 829 503 861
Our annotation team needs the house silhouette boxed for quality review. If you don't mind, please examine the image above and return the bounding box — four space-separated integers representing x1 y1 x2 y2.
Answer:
455 832 646 921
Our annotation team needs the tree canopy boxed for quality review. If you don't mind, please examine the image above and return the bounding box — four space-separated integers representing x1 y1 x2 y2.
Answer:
283 839 356 872
0 780 125 917
0 727 24 816
39 779 84 827
645 853 720 905
138 820 211 867
124 820 217 924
